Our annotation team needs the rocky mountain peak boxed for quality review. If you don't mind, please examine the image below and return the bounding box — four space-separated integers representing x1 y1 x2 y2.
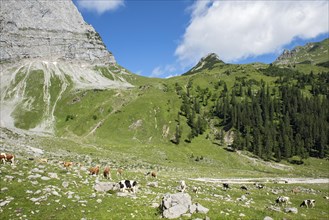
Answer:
274 38 329 65
183 52 224 75
0 0 115 65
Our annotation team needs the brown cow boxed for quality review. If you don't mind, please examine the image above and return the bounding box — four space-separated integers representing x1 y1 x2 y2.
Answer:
0 153 15 165
63 161 73 169
117 168 124 177
89 165 100 175
292 187 300 194
103 166 111 179
145 171 157 179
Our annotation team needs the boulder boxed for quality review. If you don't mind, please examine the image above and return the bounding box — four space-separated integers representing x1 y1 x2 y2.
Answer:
147 182 158 188
196 203 209 214
93 182 115 193
160 193 209 219
161 193 192 219
284 207 298 214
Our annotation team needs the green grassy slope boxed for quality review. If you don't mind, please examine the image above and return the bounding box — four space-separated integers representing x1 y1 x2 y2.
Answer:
274 38 329 66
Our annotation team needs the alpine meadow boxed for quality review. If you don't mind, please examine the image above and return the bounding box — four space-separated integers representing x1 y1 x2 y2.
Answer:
0 1 328 220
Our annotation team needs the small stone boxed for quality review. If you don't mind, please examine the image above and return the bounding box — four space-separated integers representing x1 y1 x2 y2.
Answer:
41 176 51 181
62 182 69 188
48 173 58 179
52 191 60 197
0 200 11 207
284 207 298 214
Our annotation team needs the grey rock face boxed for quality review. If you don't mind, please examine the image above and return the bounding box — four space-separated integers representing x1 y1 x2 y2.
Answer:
0 0 115 65
161 193 192 219
160 193 209 219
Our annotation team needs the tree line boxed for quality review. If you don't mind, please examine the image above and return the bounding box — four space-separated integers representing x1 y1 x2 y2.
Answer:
174 67 329 161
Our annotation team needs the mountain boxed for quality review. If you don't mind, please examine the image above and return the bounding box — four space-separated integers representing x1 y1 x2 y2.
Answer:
0 0 114 64
274 38 329 67
0 1 328 163
0 0 133 134
183 53 225 75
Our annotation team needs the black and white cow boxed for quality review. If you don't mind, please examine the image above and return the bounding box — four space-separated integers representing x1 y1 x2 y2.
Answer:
223 183 230 190
254 183 264 189
276 196 290 206
117 180 138 193
300 199 316 208
240 185 248 191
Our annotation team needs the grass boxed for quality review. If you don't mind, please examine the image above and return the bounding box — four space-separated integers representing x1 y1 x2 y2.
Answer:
1 143 328 220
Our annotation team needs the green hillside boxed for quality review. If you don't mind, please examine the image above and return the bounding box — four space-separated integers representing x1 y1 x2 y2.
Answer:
1 39 329 220
274 38 329 67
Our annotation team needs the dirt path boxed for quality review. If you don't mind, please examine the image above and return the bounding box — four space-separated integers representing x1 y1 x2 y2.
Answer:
189 177 329 184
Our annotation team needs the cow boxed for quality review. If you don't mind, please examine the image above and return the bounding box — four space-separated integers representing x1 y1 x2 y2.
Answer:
240 185 248 191
223 183 230 190
89 165 100 175
117 168 124 177
0 153 6 163
292 187 300 194
180 180 187 192
103 166 111 179
300 199 316 208
145 171 157 179
0 153 15 165
324 196 329 200
63 161 73 170
192 186 200 194
254 183 264 189
276 196 290 206
116 180 138 193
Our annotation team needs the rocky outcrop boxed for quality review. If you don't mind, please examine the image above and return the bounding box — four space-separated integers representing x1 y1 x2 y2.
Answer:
0 0 115 65
160 193 209 219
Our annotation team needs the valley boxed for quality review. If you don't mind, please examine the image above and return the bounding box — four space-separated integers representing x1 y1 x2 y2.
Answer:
1 0 328 219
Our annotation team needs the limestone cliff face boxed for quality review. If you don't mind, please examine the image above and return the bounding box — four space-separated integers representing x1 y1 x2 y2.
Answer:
0 0 133 134
0 0 115 65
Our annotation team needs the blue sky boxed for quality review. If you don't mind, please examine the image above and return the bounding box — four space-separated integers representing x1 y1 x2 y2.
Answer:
73 0 329 78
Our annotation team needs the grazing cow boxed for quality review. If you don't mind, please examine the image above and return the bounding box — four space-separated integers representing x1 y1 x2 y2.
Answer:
145 171 157 179
103 166 111 179
0 153 15 165
292 187 300 194
324 196 329 200
192 186 199 194
0 153 6 163
89 165 100 175
300 199 316 208
223 183 230 190
180 180 187 193
254 183 264 189
63 161 73 170
117 168 124 177
240 185 248 191
116 180 138 193
276 196 290 206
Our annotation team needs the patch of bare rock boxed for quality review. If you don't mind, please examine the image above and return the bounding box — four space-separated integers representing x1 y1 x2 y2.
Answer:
160 192 209 219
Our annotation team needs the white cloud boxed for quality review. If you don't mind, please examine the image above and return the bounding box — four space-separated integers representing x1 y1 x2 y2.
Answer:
151 65 177 77
77 0 124 14
175 1 329 67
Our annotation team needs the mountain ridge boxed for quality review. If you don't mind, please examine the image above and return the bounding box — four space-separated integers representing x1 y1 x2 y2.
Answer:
274 38 329 66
